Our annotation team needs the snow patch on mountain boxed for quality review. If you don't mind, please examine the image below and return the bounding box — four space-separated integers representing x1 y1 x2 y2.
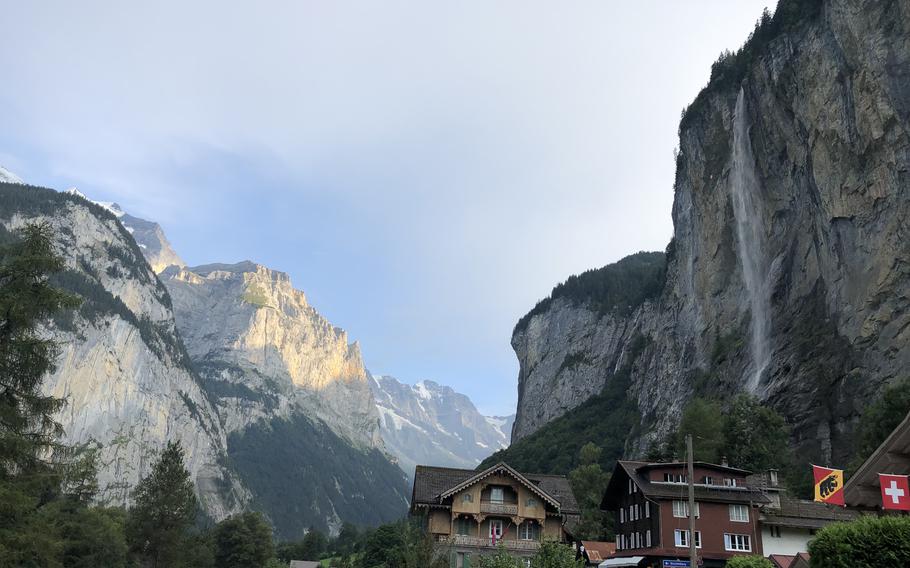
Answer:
0 165 24 184
369 374 514 479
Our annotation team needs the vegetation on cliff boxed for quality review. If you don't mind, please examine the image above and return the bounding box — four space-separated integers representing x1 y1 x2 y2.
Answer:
514 251 666 334
226 413 409 539
679 0 824 133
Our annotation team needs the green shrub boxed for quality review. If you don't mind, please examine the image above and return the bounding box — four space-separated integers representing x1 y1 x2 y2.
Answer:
726 556 774 568
809 516 910 567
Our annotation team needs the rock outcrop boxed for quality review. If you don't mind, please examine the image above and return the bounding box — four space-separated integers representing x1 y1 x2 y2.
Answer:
0 183 247 519
511 0 910 467
370 375 513 478
161 261 381 448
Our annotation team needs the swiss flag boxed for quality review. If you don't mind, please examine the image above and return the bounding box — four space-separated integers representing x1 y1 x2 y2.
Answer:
879 474 910 510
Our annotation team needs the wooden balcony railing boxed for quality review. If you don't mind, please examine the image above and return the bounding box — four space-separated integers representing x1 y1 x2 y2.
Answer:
439 535 540 552
479 501 518 515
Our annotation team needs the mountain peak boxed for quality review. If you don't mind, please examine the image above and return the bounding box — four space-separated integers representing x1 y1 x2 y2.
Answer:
0 165 24 185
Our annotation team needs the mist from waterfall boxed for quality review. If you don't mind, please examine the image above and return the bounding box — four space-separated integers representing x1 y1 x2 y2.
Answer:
731 87 771 392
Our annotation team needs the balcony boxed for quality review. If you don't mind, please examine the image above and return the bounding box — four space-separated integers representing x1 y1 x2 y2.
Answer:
480 501 518 515
440 535 540 552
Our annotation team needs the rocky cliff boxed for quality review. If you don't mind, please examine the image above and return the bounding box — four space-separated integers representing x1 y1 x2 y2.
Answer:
0 182 247 519
3 180 408 535
511 0 910 467
161 261 382 449
370 375 513 478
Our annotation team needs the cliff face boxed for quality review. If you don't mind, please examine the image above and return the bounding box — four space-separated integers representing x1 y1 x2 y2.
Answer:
3 183 406 534
0 184 247 519
370 375 513 478
512 0 910 466
161 261 381 448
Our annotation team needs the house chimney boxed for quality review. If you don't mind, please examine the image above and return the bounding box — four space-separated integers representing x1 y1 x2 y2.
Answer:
721 456 729 467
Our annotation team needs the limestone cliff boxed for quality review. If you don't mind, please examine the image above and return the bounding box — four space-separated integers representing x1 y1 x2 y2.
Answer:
511 0 910 467
161 261 381 448
0 183 247 519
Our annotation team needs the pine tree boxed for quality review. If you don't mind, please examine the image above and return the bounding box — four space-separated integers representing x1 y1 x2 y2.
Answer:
568 443 611 539
0 222 79 478
126 440 197 567
0 222 82 567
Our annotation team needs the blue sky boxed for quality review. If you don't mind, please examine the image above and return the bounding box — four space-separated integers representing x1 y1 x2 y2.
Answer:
0 1 773 416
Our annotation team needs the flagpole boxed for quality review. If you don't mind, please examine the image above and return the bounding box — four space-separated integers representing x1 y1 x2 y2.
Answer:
687 434 697 567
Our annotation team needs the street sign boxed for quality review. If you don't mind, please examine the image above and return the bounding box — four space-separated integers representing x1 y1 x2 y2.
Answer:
663 562 690 568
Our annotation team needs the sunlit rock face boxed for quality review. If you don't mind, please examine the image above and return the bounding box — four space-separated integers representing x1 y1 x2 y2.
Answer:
0 185 248 520
512 0 910 467
161 261 382 448
370 374 514 478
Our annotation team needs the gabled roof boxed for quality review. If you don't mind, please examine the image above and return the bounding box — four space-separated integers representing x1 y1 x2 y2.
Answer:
768 554 796 568
410 463 579 513
601 460 769 509
844 408 910 507
439 462 561 509
581 540 616 562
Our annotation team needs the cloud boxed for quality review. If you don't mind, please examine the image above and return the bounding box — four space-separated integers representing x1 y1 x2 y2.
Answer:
0 0 774 414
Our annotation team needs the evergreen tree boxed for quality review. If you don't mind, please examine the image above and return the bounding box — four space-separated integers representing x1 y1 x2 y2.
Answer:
0 222 79 478
568 443 611 539
851 378 910 471
0 222 82 567
125 440 197 567
675 399 724 463
213 511 275 568
722 395 791 471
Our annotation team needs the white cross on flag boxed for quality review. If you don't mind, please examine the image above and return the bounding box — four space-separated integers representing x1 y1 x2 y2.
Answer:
879 474 910 511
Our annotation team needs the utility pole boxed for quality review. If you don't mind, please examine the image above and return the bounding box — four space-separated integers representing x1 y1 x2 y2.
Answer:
687 434 697 567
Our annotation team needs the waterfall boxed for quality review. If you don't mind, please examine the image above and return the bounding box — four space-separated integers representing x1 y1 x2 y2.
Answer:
730 87 771 392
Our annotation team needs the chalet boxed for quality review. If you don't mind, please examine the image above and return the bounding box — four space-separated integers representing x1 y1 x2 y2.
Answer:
844 408 910 509
410 462 580 566
749 470 856 557
600 461 769 568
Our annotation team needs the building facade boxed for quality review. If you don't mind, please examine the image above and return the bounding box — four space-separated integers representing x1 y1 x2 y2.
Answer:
410 462 579 567
601 461 770 568
748 470 856 557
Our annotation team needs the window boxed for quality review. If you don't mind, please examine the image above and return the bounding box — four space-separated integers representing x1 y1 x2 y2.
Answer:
490 487 504 504
724 478 739 487
645 502 650 518
770 526 782 538
455 517 473 536
646 529 651 547
770 470 779 486
620 508 625 523
615 535 620 550
663 473 686 483
672 500 700 518
724 534 752 552
703 476 715 485
518 521 540 541
526 498 536 508
629 478 633 494
729 504 749 522
674 530 701 548
489 520 503 539
462 493 473 504
629 505 634 521
456 552 465 568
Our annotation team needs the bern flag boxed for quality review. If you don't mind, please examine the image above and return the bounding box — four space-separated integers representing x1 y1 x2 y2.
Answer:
879 474 910 511
813 465 845 506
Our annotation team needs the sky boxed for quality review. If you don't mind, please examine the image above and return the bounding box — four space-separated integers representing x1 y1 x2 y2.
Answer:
0 0 774 416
